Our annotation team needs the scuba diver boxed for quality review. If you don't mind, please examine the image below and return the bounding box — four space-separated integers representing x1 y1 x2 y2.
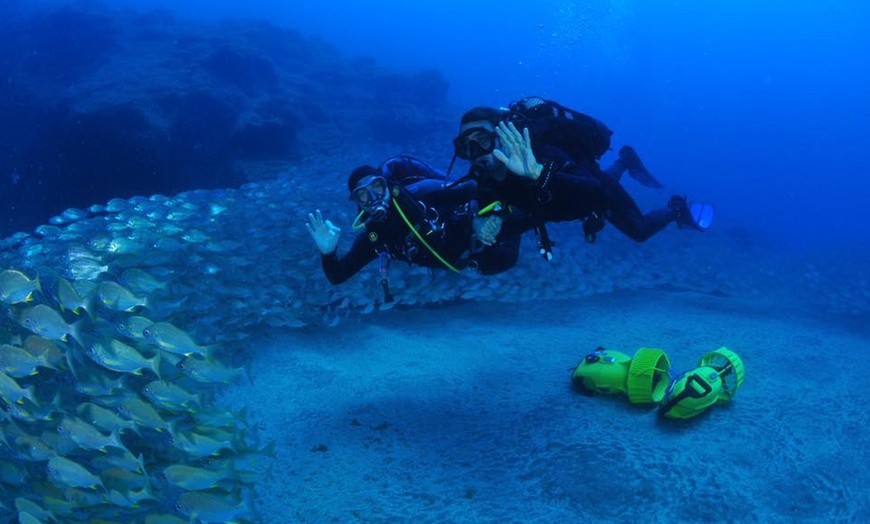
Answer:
450 97 714 258
306 156 517 295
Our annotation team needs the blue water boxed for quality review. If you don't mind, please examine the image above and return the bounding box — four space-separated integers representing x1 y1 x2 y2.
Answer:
100 0 870 248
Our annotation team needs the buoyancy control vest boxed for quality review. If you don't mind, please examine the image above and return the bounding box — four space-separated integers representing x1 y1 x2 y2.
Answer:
506 96 613 167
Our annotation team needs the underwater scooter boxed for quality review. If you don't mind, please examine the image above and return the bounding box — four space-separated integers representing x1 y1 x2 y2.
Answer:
570 346 745 419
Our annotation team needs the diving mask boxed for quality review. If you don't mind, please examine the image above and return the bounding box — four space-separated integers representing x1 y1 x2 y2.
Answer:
351 175 389 221
453 126 497 161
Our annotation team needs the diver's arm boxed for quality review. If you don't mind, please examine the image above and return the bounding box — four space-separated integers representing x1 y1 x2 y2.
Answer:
498 206 537 238
321 233 377 285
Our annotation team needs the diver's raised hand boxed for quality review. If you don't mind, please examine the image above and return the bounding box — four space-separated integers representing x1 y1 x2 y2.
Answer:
305 209 341 255
492 121 544 180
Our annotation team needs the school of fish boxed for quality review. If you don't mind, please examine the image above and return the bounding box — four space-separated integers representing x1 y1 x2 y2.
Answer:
0 186 286 523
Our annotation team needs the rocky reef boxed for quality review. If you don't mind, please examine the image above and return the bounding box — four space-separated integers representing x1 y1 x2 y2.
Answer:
0 1 453 237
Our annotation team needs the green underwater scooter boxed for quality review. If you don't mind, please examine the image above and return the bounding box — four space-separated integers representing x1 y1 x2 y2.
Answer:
571 346 745 419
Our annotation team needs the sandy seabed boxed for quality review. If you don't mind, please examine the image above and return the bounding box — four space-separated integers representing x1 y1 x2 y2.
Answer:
226 290 870 524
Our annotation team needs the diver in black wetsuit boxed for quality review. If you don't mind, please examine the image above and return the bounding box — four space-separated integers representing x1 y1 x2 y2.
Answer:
305 156 517 293
451 103 713 252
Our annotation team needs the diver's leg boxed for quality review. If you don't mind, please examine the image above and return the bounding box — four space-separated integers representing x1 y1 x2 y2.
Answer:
619 146 663 188
602 158 627 182
603 178 675 242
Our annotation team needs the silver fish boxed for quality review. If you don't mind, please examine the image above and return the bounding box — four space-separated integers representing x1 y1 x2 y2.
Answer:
22 336 64 368
181 229 211 243
0 343 58 377
106 198 132 213
127 219 156 234
70 360 127 397
65 258 108 281
108 486 155 508
166 207 197 221
179 356 244 384
171 431 234 457
120 268 166 294
114 315 154 341
60 207 89 222
143 322 214 358
14 435 55 461
162 464 232 491
193 406 248 430
58 416 129 453
18 511 42 524
56 277 92 316
91 448 146 474
5 394 63 423
35 224 63 238
77 402 139 435
17 304 82 344
66 245 102 262
0 369 37 404
38 496 77 519
61 487 105 507
117 397 175 435
40 422 79 455
106 236 142 254
46 456 104 490
88 235 113 252
101 467 150 490
142 380 201 411
157 223 184 236
175 491 252 523
85 340 161 378
97 281 148 312
0 270 41 304
1 464 27 486
14 498 53 522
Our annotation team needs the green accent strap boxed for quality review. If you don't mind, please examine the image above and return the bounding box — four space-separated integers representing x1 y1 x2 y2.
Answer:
477 200 503 216
352 210 367 230
393 198 461 273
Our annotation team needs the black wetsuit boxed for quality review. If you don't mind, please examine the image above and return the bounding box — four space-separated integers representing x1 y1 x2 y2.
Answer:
322 157 520 285
476 117 676 243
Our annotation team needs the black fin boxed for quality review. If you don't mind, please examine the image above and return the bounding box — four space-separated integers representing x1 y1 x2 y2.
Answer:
620 145 664 188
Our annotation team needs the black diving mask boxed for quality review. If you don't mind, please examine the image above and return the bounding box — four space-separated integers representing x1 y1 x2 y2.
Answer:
351 175 389 221
453 127 497 161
